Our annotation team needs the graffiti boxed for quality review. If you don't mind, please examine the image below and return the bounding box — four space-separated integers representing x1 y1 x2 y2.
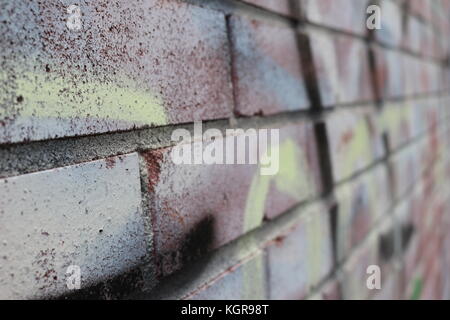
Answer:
244 138 311 232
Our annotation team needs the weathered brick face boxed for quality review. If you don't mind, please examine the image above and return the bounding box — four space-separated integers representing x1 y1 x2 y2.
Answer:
1 0 450 300
0 154 149 299
142 123 322 277
1 0 232 144
229 15 310 116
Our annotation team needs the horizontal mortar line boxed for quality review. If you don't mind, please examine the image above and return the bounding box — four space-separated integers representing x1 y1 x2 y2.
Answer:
184 0 296 27
0 109 324 178
1 86 444 151
0 87 447 179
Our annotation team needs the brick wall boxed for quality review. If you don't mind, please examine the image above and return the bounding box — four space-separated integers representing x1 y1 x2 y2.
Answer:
1 0 450 300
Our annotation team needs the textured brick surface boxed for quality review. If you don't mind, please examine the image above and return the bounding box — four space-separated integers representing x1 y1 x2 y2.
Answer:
229 16 309 116
373 47 405 99
0 153 148 299
301 0 368 35
335 164 391 261
2 0 450 301
375 0 403 48
307 28 373 107
0 0 232 144
143 123 322 277
266 202 333 299
187 252 267 300
326 108 384 182
340 232 382 300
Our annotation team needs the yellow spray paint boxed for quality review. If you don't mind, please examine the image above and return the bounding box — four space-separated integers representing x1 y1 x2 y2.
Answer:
243 138 311 232
240 138 313 297
1 69 167 126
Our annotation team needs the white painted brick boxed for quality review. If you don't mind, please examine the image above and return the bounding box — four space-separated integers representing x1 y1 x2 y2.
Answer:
0 153 148 299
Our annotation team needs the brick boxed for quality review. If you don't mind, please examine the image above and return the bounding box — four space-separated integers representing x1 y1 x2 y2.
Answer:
391 141 424 198
241 0 297 17
0 0 232 144
0 153 148 299
187 252 267 300
404 58 441 95
381 99 427 150
375 0 403 48
306 28 340 107
408 0 433 23
341 232 379 300
326 108 384 183
307 28 373 107
404 15 424 54
335 163 391 261
301 0 368 36
229 16 309 116
143 123 321 277
333 34 374 104
266 202 333 299
341 215 399 300
373 46 405 99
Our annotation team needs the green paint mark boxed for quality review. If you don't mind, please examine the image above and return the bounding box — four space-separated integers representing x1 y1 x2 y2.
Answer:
1 69 167 126
410 277 423 300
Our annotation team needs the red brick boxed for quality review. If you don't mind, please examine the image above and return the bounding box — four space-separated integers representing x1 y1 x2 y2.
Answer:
229 16 309 116
266 202 333 299
408 0 433 23
375 0 403 48
1 0 233 144
308 28 373 107
301 0 368 36
335 164 391 261
341 233 379 300
143 123 321 277
373 46 405 99
326 108 384 183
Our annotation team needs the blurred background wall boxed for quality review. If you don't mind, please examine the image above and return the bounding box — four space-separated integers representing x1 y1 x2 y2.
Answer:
1 0 450 299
